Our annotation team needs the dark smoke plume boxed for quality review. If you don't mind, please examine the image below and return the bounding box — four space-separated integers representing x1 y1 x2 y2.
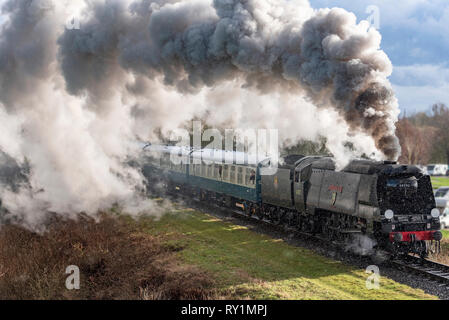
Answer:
0 0 401 224
58 0 400 159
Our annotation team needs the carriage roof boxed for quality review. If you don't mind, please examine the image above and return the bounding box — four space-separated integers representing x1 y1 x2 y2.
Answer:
142 144 270 167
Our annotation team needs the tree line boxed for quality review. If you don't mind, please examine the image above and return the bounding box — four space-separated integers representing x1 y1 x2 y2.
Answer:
397 103 449 165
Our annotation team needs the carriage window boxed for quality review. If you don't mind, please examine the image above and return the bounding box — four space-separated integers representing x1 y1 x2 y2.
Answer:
181 158 187 172
201 164 205 176
223 165 229 181
154 157 159 167
196 164 201 176
154 157 161 167
237 167 243 185
230 166 236 183
201 164 206 176
245 168 252 185
295 171 300 183
162 154 170 169
207 165 213 177
167 158 172 169
214 165 219 179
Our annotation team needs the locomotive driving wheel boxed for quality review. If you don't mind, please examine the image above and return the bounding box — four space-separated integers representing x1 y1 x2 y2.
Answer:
408 240 429 259
254 204 264 220
297 215 307 233
271 208 282 225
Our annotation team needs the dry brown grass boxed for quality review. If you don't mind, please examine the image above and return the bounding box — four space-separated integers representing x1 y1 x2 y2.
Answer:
0 214 217 300
429 239 449 265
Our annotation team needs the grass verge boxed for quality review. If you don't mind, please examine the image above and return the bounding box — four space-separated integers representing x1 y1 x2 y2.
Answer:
431 177 449 189
139 207 436 300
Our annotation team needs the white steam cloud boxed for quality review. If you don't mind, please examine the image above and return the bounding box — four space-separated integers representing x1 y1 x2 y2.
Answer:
0 0 400 225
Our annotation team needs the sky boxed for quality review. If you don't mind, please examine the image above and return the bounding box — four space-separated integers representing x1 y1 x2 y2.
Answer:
0 0 448 114
311 0 449 114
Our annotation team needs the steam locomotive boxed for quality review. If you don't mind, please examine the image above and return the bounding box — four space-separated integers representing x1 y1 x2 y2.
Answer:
141 144 443 258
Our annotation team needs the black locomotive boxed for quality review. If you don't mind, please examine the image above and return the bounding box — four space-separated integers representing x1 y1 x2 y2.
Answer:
260 156 442 258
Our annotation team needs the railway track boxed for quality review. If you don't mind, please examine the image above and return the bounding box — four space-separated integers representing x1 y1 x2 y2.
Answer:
391 255 449 287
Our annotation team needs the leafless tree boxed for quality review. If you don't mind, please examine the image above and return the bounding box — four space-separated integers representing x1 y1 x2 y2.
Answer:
396 118 436 165
429 103 449 164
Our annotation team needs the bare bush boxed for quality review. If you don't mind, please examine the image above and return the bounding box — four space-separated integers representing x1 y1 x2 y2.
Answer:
396 118 436 165
0 215 217 300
